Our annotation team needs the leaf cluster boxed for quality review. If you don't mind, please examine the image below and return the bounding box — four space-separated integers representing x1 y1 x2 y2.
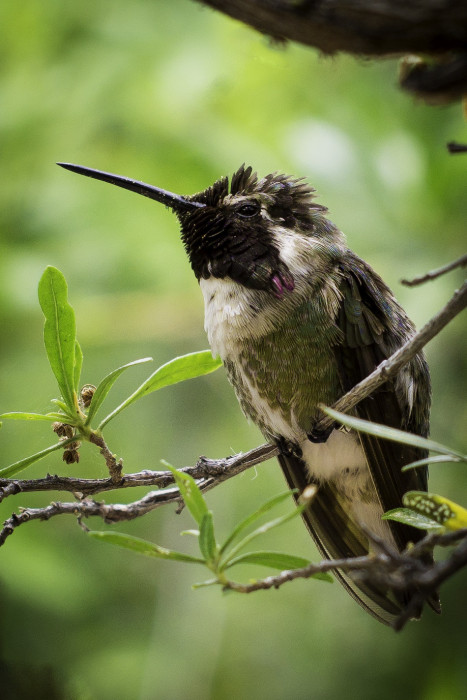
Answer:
0 266 222 478
90 468 333 590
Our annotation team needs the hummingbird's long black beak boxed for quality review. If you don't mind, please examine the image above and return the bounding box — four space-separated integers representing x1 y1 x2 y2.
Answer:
57 162 205 213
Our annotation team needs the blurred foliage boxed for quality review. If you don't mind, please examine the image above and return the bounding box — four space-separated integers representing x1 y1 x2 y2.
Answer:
0 0 466 699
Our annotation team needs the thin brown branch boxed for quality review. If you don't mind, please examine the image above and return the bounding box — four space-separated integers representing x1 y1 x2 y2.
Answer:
401 253 467 287
0 444 279 545
0 444 278 501
0 489 186 547
223 529 467 631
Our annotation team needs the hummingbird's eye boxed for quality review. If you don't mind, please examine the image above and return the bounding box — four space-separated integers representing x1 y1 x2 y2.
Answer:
237 201 260 218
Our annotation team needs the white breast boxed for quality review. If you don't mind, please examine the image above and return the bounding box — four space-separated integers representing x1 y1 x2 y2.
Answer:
199 276 284 359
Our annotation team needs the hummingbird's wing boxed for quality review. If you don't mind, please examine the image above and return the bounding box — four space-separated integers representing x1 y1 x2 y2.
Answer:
334 254 431 550
279 253 439 625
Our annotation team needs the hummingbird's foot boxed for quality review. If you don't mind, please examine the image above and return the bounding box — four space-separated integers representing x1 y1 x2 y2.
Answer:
276 436 303 459
307 422 337 444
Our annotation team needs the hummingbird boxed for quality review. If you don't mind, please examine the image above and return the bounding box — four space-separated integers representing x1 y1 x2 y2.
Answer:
58 161 440 625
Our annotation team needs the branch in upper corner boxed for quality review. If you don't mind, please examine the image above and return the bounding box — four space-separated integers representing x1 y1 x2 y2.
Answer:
401 253 467 287
197 0 467 56
196 1 467 103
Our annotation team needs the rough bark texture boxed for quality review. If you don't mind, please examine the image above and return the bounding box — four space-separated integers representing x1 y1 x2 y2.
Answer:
196 0 467 102
197 0 467 55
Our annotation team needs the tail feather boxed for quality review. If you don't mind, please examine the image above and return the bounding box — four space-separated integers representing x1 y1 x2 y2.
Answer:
278 451 431 626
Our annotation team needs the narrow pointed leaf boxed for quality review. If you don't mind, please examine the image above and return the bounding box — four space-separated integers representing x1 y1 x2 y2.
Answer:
98 351 222 429
227 551 308 570
382 507 443 531
219 490 297 554
163 461 208 525
0 437 77 478
322 407 464 458
85 357 153 425
51 399 70 413
38 267 78 411
402 454 465 471
199 511 217 562
220 504 306 570
88 531 205 563
0 412 60 422
403 491 467 531
74 340 83 393
46 412 76 421
225 551 333 582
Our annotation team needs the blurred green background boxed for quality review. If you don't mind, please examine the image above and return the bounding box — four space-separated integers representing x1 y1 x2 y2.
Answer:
1 1 466 698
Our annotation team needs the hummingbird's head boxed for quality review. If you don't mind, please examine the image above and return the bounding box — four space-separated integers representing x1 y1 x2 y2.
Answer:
180 164 330 296
57 162 332 298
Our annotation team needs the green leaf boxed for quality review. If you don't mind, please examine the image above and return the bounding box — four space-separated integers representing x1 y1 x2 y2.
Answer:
38 267 78 411
85 357 153 425
88 531 205 563
219 490 297 554
0 412 60 422
98 351 222 429
220 503 306 571
402 454 466 471
51 399 70 413
74 340 83 393
402 491 467 531
46 412 76 421
199 511 217 562
322 407 464 458
382 507 443 532
0 408 81 428
225 551 333 582
0 437 76 478
163 461 208 526
226 550 310 570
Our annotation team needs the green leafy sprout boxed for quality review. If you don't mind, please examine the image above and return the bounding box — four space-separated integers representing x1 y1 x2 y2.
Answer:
0 266 222 478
